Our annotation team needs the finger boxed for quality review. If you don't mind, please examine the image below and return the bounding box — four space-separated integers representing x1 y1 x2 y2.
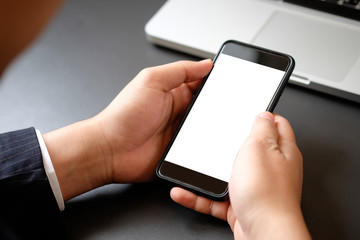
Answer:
183 78 203 95
248 112 278 144
170 187 229 221
274 114 303 186
274 114 297 148
226 205 237 232
274 114 302 160
138 59 213 92
169 78 202 118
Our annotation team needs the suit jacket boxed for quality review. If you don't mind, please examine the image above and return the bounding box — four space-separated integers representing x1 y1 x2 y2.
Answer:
0 128 65 239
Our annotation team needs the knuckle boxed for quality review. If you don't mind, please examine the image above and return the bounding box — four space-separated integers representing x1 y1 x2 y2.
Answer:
246 137 277 149
138 67 155 81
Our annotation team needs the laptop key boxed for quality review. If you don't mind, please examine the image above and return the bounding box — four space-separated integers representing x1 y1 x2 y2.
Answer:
285 0 360 21
343 0 359 5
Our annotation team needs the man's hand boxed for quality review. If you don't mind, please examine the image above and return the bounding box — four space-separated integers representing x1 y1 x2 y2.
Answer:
171 112 311 239
43 60 213 201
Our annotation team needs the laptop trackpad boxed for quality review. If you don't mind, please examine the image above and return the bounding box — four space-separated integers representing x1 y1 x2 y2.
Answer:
252 11 360 82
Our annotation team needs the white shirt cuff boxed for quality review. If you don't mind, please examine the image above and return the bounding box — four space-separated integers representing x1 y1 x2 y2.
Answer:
35 129 65 211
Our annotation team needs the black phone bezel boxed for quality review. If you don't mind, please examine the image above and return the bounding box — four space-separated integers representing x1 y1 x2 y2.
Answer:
156 40 295 201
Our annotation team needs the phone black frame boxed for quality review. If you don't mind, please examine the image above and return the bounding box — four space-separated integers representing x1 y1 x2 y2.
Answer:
156 40 295 201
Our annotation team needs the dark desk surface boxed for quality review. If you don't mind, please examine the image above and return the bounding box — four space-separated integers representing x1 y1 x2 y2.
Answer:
1 0 360 239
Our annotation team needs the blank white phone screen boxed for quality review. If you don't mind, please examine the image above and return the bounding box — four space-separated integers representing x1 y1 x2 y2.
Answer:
165 53 285 182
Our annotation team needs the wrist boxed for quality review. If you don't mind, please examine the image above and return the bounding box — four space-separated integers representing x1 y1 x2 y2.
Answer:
43 118 112 201
242 203 311 240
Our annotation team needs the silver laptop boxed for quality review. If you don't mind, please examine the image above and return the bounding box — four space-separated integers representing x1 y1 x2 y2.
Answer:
145 0 360 103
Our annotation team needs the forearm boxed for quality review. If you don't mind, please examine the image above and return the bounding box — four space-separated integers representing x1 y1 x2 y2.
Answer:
43 118 111 201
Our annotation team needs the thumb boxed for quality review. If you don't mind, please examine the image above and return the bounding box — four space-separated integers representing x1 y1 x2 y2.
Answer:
249 112 278 144
230 111 279 188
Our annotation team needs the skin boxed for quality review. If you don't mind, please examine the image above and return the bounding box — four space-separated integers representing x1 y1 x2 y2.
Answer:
42 59 213 201
1 1 310 238
171 112 311 239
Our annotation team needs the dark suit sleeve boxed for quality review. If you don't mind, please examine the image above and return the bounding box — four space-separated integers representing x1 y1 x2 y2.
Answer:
0 128 65 239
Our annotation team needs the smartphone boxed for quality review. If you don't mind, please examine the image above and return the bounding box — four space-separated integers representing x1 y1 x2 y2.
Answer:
156 40 295 200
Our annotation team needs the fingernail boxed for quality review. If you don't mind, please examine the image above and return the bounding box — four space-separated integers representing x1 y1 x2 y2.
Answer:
259 111 275 122
200 58 212 63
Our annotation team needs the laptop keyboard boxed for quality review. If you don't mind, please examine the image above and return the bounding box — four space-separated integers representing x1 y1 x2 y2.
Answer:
284 0 360 21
